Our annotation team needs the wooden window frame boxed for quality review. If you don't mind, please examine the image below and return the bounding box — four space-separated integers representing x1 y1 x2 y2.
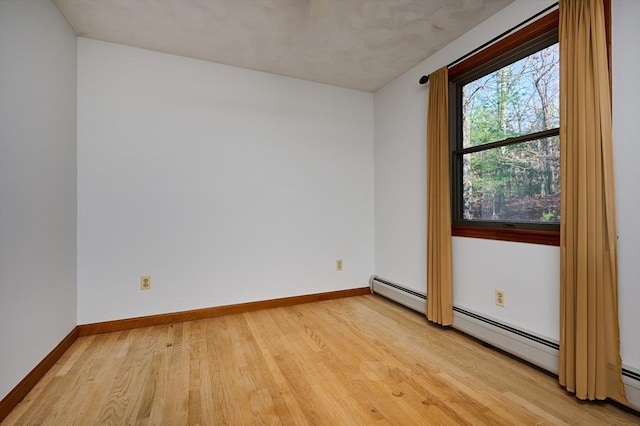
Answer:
449 10 561 246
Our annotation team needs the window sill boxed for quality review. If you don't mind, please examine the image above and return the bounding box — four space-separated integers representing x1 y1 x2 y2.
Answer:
452 225 559 246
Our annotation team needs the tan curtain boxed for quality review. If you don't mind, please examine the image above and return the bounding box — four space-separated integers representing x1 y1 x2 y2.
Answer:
559 0 626 403
426 67 453 326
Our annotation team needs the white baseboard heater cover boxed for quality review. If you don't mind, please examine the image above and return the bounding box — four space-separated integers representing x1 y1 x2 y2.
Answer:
369 275 426 314
369 275 640 412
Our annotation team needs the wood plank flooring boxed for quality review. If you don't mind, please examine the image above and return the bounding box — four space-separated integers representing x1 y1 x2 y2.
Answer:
3 295 638 425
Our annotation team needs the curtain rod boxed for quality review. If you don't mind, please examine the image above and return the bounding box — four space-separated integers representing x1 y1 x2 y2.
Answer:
418 2 559 85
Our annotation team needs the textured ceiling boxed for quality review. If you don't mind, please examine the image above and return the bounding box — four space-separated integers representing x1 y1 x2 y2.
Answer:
55 0 514 92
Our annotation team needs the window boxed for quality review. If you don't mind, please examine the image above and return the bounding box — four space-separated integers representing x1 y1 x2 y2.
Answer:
449 11 560 245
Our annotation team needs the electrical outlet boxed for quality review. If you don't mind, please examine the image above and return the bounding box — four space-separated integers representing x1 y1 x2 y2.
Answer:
336 259 343 271
141 276 151 290
495 289 505 307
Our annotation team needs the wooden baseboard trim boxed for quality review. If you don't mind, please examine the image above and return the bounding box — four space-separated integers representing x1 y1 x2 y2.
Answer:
78 287 371 336
0 326 79 422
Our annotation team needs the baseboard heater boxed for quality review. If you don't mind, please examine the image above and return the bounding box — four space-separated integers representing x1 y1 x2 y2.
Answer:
369 275 640 411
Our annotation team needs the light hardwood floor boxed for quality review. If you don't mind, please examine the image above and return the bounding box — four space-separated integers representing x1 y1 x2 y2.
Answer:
3 295 638 425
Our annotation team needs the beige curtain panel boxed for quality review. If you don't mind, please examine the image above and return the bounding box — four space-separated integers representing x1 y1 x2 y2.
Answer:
558 0 626 403
426 67 453 326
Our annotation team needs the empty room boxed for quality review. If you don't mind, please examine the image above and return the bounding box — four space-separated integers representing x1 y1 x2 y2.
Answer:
1 0 639 424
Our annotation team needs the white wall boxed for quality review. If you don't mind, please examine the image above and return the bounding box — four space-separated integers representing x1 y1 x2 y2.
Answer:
612 0 640 372
0 0 78 400
77 39 374 324
374 0 639 372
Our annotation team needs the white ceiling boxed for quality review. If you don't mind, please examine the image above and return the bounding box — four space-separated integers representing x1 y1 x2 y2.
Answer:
55 0 514 92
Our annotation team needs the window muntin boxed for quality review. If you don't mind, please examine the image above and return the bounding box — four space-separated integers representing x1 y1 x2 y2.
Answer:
451 31 560 232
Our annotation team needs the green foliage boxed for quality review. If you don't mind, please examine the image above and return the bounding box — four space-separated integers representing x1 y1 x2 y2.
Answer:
540 212 559 222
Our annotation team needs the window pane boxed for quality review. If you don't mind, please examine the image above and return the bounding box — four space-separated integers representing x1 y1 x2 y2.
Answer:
462 136 559 223
462 43 559 148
